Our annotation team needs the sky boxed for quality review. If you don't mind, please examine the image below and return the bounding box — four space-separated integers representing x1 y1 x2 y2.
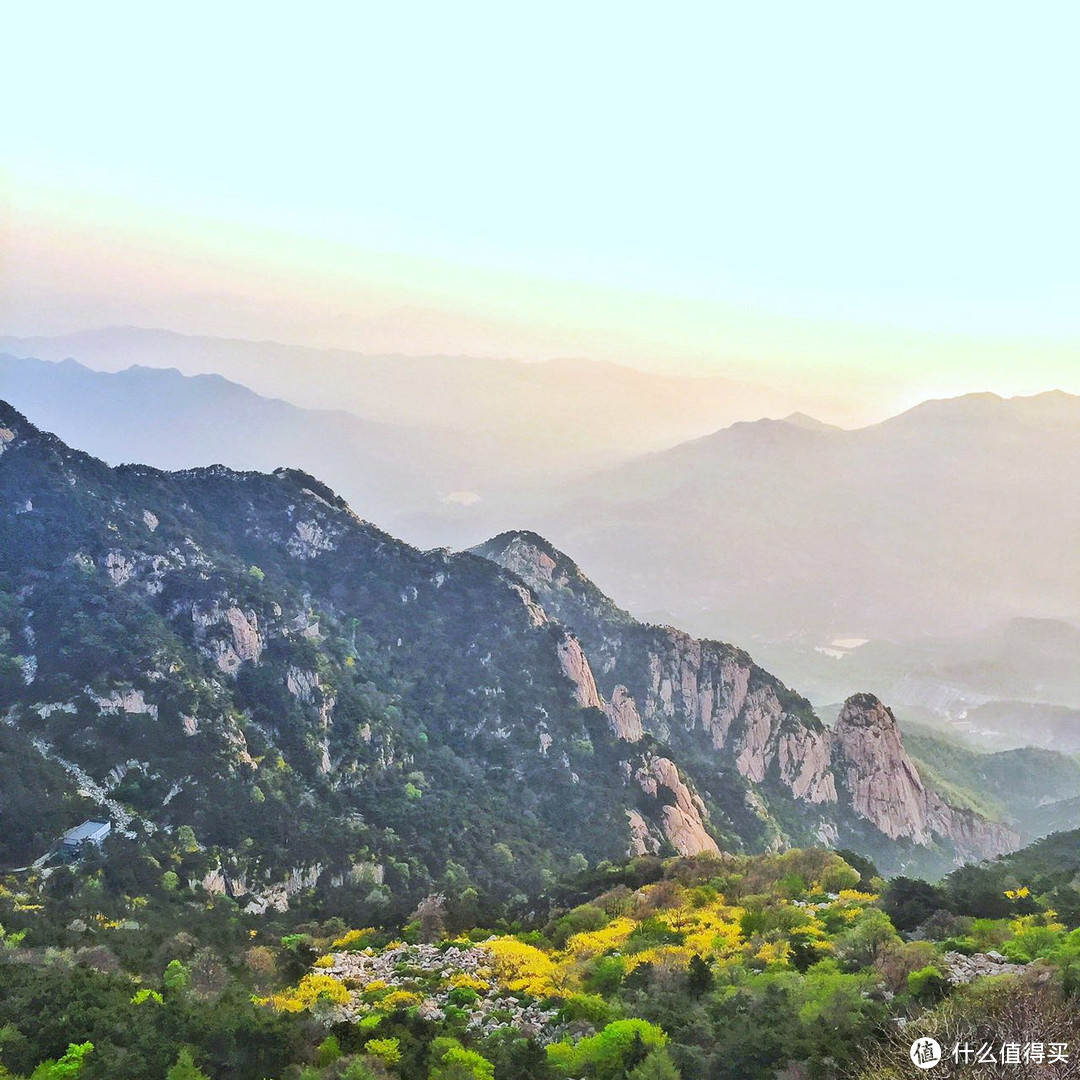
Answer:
2 1 1078 416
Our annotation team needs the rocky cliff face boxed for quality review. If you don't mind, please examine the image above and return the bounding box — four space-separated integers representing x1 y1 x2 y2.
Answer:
474 532 1021 869
555 628 719 856
831 694 1020 862
632 756 720 857
831 694 932 842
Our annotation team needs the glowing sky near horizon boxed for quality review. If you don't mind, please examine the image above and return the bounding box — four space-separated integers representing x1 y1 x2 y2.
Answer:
2 0 1078 410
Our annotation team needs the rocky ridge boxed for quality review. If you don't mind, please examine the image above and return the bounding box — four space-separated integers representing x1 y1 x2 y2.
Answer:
473 532 1021 869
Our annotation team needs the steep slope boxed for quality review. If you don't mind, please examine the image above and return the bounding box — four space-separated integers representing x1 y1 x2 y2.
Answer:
902 730 1080 835
0 401 719 899
829 695 1017 865
473 532 1020 872
0 405 1018 904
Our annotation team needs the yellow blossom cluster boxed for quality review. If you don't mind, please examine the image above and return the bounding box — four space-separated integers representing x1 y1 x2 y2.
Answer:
260 973 349 1012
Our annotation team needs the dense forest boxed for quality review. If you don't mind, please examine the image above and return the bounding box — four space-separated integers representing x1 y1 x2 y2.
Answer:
2 833 1080 1079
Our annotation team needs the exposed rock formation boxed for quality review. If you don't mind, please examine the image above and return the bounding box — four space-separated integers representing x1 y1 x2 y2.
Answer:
831 694 1020 860
604 685 644 743
832 694 932 842
191 601 264 674
633 756 720 857
943 951 1027 985
557 633 602 710
626 808 660 856
90 687 158 719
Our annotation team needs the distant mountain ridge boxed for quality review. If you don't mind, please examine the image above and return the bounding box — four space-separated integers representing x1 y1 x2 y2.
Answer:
519 389 1080 643
0 325 805 458
0 352 485 529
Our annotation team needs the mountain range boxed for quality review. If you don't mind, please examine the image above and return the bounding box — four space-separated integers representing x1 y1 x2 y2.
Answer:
4 340 1079 757
0 325 802 477
520 389 1080 645
0 402 1030 912
0 352 487 528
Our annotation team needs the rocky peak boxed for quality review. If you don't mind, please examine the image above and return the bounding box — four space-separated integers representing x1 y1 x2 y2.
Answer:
471 530 633 631
831 693 1020 861
831 694 928 841
476 530 1020 868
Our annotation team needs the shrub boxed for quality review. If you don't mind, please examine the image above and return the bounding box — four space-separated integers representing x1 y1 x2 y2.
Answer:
364 1037 402 1066
907 965 950 1004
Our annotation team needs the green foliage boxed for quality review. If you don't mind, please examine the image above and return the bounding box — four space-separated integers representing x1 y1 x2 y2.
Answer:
906 965 949 1004
547 903 607 948
584 954 627 995
686 954 713 997
446 986 479 1008
835 907 900 967
1003 923 1065 962
341 1060 377 1080
28 1043 93 1080
880 877 947 932
3 838 1080 1080
315 1035 342 1067
559 993 617 1027
163 959 190 993
629 1048 682 1080
547 1019 666 1080
165 1048 209 1080
430 1037 495 1080
363 1037 401 1066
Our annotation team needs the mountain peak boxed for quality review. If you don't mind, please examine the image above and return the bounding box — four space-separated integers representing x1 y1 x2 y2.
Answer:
835 692 895 729
471 530 634 629
781 411 840 432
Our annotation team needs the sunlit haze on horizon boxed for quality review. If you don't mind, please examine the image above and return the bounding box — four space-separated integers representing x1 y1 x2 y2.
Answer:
2 1 1078 425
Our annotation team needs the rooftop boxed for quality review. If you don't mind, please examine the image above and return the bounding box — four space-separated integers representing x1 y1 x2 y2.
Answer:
62 820 111 843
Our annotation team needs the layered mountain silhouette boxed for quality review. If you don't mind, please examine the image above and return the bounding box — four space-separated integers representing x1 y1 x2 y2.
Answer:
5 339 1076 658
525 390 1080 644
0 352 488 527
0 325 800 469
0 403 1019 908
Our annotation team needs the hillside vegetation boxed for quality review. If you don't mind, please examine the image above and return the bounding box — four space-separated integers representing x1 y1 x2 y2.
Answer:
3 839 1080 1079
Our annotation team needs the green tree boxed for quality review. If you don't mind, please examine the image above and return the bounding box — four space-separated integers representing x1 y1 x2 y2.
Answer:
29 1043 93 1080
548 1020 666 1080
316 1035 342 1067
906 965 950 1005
430 1037 495 1080
163 959 191 993
176 826 199 854
686 954 713 997
364 1038 401 1066
629 1048 681 1080
166 1048 209 1080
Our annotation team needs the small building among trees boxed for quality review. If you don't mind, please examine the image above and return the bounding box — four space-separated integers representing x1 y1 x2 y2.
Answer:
60 820 111 856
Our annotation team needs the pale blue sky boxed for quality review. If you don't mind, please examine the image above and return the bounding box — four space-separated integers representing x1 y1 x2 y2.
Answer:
3 0 1079 344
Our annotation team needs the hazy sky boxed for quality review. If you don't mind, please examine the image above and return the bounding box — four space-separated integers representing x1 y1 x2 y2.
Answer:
2 1 1078 413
